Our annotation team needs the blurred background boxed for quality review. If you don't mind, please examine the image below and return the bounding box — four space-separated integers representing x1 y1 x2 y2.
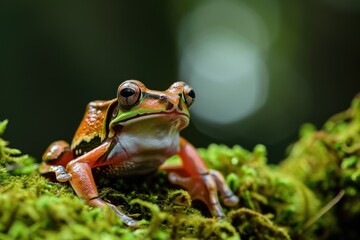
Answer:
1 0 360 163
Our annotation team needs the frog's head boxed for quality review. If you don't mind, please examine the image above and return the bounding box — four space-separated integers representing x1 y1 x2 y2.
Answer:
109 80 195 132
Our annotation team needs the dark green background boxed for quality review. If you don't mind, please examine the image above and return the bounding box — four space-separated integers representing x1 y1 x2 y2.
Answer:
1 1 360 162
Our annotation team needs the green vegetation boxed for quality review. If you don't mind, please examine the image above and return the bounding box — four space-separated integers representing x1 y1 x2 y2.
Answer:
280 94 360 239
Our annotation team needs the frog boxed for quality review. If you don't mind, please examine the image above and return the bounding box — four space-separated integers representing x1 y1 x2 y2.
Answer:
39 80 239 227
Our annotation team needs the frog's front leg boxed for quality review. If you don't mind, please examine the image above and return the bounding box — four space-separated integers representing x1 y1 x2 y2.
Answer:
65 140 138 227
161 137 239 218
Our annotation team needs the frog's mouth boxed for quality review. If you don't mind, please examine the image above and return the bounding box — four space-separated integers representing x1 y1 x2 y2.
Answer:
113 110 190 127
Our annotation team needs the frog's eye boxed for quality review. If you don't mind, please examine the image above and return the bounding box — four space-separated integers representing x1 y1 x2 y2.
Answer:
183 84 195 107
117 82 141 109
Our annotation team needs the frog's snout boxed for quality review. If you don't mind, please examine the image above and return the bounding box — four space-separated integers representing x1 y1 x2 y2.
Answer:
159 93 180 111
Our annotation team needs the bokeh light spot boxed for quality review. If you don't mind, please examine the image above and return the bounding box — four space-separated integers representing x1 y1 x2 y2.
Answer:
180 30 268 124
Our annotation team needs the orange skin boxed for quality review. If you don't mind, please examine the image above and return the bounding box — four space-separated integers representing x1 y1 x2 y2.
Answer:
40 80 238 226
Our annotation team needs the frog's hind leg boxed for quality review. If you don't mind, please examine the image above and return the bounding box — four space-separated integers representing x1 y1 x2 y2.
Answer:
166 169 226 218
40 140 74 182
161 137 239 219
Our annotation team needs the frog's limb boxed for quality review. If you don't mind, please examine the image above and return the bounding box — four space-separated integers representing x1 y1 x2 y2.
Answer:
65 140 138 227
167 171 226 218
40 140 74 182
161 137 239 218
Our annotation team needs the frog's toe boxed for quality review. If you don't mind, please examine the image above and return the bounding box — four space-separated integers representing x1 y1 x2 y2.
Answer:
56 172 72 182
222 194 239 207
168 172 192 187
124 218 139 228
113 209 139 228
55 166 72 182
100 199 139 227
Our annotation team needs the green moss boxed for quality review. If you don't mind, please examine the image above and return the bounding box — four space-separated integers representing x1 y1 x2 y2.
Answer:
198 144 322 238
0 182 132 239
0 119 295 239
0 174 242 240
229 208 291 240
0 120 36 182
280 94 360 239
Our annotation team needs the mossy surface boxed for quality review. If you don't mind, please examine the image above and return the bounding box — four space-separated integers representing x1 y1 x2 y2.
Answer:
280 94 360 239
1 95 360 239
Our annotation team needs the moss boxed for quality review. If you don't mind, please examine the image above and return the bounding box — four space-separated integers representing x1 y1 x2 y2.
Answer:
0 120 25 165
1 93 360 240
228 208 291 240
198 144 321 239
280 94 360 239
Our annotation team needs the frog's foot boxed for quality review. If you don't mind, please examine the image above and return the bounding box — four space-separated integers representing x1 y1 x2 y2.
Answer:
168 172 226 218
39 163 72 182
209 170 239 207
55 165 72 182
88 197 138 227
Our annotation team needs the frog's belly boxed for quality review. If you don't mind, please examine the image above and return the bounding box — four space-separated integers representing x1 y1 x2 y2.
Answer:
94 132 180 177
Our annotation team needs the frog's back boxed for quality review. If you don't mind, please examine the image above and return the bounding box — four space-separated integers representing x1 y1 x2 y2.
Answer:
71 99 117 152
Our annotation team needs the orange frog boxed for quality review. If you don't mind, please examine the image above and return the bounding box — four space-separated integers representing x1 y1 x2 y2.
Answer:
40 80 238 226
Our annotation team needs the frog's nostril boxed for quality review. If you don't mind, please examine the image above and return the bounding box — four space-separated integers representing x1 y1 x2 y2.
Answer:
166 102 174 111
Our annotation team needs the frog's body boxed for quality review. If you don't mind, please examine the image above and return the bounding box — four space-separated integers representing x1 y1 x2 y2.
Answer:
94 112 184 177
40 80 238 226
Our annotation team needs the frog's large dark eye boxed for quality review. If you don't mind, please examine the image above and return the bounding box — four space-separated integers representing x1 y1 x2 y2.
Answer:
117 81 141 109
183 84 195 107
